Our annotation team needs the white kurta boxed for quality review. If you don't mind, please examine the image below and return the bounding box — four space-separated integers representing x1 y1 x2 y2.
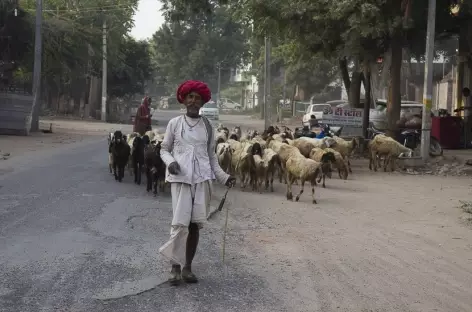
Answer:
159 115 229 266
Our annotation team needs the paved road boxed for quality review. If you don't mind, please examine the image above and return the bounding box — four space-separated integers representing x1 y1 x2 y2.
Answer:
0 127 283 312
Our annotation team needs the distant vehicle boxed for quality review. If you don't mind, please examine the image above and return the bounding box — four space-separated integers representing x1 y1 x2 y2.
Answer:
370 99 423 130
199 101 219 120
302 104 332 127
219 98 242 110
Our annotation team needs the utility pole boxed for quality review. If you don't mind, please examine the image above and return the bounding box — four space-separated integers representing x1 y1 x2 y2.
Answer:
420 0 436 162
101 20 107 122
30 0 43 132
264 36 271 129
216 63 221 105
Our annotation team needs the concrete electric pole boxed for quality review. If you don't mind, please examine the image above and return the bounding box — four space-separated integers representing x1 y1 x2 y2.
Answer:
30 0 43 132
264 36 271 130
420 0 436 162
101 20 107 122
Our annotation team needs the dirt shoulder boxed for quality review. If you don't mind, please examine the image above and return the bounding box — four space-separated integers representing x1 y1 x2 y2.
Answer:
0 118 133 168
214 161 472 311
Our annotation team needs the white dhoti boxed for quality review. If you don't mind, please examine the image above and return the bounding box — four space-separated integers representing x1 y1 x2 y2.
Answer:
158 181 212 266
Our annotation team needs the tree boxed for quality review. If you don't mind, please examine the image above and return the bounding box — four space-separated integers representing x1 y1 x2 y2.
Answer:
108 37 153 98
5 0 139 118
151 4 250 94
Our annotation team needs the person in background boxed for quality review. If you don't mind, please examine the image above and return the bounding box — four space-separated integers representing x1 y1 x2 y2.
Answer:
133 96 152 135
159 80 236 286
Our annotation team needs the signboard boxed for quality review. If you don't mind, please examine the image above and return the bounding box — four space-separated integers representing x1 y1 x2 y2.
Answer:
322 107 363 127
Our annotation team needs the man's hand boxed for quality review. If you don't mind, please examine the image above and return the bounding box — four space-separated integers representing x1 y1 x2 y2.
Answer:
168 162 180 175
225 176 236 188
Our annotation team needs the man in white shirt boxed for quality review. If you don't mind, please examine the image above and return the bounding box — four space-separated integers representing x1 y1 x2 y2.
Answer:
159 80 236 285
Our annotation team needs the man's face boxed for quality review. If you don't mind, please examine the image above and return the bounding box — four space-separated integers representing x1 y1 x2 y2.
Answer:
463 90 470 97
184 91 203 117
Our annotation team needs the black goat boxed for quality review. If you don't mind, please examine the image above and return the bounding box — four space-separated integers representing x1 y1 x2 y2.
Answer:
111 131 131 182
131 135 149 185
144 141 166 195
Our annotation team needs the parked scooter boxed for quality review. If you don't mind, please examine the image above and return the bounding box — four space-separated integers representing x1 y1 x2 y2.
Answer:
368 123 443 156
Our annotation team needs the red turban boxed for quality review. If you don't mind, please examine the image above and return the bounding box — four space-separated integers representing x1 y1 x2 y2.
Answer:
176 80 211 104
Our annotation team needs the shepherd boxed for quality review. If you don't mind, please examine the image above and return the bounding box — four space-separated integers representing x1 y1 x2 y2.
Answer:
159 80 236 285
134 96 153 135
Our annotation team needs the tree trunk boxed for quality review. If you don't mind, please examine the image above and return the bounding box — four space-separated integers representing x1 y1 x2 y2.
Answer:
350 71 363 108
339 58 351 93
387 34 403 138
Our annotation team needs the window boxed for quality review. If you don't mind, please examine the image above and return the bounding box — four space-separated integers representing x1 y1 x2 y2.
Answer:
311 105 330 112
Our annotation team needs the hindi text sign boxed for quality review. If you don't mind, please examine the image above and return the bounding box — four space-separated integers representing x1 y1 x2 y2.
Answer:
322 107 363 127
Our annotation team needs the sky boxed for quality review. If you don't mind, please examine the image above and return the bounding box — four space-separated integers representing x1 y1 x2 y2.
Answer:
129 0 165 40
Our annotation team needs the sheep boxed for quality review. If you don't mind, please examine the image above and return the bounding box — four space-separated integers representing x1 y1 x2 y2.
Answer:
368 135 413 172
285 153 322 204
216 142 233 174
229 140 257 189
229 133 239 140
145 129 164 145
308 148 338 187
266 136 290 183
144 141 166 195
231 126 242 140
250 135 267 149
215 128 228 147
241 129 259 142
330 136 359 173
261 126 277 140
111 130 131 182
126 133 139 176
108 132 114 173
261 147 281 192
131 135 149 185
292 137 337 158
252 154 265 193
323 147 349 180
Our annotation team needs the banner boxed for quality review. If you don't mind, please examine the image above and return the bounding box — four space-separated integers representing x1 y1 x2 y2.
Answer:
322 107 363 127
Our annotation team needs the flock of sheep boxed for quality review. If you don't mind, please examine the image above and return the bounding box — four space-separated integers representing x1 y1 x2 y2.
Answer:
106 122 414 204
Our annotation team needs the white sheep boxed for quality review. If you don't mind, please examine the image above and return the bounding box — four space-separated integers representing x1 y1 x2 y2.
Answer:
369 135 412 172
308 148 337 187
285 153 322 204
262 147 280 192
330 136 359 174
230 126 242 140
292 137 337 158
252 154 265 193
216 142 232 174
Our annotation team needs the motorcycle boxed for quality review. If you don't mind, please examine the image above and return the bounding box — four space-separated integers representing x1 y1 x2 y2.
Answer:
294 123 343 139
368 123 443 157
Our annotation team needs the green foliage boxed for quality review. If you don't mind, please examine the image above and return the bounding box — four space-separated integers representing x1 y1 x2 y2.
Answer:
151 3 250 94
0 3 33 70
4 0 145 98
108 37 153 98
